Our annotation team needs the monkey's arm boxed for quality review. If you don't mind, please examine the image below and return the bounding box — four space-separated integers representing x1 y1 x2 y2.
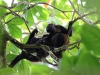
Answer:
26 28 38 44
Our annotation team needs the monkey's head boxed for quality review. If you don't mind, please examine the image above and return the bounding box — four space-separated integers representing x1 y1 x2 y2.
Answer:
47 24 69 34
46 24 57 34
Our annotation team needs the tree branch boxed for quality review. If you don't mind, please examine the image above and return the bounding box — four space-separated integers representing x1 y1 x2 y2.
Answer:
21 2 73 19
0 5 31 33
68 0 99 25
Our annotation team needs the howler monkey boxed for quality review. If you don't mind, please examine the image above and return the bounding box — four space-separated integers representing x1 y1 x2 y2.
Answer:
9 21 73 68
33 21 73 59
44 22 73 58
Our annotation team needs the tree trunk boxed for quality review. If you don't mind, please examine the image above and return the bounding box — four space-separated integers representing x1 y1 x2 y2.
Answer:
0 21 6 69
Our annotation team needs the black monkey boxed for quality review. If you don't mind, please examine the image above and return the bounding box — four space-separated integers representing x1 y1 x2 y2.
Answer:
50 21 74 58
36 21 73 58
9 21 74 67
45 23 73 58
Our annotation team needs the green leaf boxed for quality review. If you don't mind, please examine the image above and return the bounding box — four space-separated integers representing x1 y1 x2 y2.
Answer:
59 52 77 71
8 24 22 38
8 16 24 25
80 24 100 55
17 60 30 75
6 42 20 54
21 0 32 2
23 0 48 2
22 35 29 44
30 64 52 75
25 9 34 26
5 14 14 22
75 50 100 75
56 12 67 19
48 17 62 25
55 53 80 75
0 68 18 75
13 3 26 11
57 50 100 75
0 1 7 17
6 54 17 61
83 0 100 9
32 6 49 20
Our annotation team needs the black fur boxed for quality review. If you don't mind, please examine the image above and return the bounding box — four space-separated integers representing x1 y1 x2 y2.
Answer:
9 22 73 68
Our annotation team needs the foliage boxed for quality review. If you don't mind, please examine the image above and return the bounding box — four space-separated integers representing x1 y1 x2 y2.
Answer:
0 0 100 75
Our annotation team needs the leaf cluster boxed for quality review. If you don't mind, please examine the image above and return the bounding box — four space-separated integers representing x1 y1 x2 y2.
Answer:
0 0 100 75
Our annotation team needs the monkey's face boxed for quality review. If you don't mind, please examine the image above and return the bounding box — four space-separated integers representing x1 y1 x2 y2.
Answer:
46 24 56 33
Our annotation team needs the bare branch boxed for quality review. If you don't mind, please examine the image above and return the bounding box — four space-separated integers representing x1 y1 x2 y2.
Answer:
24 2 74 19
93 20 100 25
11 0 15 6
68 0 98 25
53 40 81 53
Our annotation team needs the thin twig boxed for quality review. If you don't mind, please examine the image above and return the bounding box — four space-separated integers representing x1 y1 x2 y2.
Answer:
68 0 98 25
24 2 73 19
93 20 100 25
71 11 75 20
0 5 31 33
11 0 15 6
5 17 16 24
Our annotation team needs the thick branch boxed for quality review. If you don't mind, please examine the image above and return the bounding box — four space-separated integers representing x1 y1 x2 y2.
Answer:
5 30 39 49
54 40 81 53
5 30 59 61
5 29 80 53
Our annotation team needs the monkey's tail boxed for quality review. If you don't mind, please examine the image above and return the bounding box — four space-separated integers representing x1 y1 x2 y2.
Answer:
9 53 24 68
